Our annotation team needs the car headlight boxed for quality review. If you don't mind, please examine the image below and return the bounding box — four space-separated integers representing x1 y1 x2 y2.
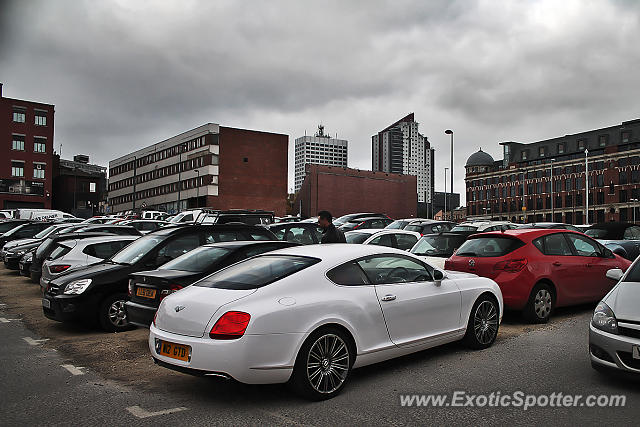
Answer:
592 302 618 334
14 250 26 257
63 279 92 295
22 252 33 262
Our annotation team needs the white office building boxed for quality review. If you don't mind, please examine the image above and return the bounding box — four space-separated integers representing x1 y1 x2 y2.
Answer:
294 125 348 192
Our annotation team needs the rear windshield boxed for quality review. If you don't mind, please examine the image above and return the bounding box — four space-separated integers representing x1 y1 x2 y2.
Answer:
346 232 370 244
585 228 609 239
34 225 57 239
451 225 477 232
455 236 524 258
411 235 466 256
160 246 232 272
49 243 74 260
623 261 640 282
404 224 423 233
195 255 319 290
386 220 408 230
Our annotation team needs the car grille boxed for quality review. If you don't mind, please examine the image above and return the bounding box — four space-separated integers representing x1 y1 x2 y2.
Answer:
617 351 640 370
618 326 640 340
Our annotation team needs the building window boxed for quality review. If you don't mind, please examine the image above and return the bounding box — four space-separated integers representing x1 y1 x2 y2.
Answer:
34 138 46 153
33 163 45 179
620 171 628 185
622 131 631 143
521 151 528 161
539 147 546 158
597 192 604 204
11 161 24 177
597 174 604 187
12 108 26 123
12 135 25 151
609 182 615 195
599 135 608 147
620 190 628 203
577 139 586 151
34 112 47 126
557 143 565 154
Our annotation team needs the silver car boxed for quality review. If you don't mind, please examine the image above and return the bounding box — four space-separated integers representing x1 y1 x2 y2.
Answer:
589 263 640 374
40 235 137 289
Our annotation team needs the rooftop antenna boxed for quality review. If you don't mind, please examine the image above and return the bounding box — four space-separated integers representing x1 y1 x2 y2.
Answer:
59 143 62 157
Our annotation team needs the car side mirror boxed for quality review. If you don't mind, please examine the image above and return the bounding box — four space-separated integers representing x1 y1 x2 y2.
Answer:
433 269 445 285
606 268 623 282
601 248 613 258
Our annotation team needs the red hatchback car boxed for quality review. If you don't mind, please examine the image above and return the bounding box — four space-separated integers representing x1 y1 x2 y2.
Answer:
445 229 631 323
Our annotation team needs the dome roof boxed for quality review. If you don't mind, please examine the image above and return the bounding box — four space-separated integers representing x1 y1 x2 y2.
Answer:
466 149 495 167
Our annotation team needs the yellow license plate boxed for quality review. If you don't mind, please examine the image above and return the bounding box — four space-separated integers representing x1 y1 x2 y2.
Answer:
158 340 191 362
136 287 156 299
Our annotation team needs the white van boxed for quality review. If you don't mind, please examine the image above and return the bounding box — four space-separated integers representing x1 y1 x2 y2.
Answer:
141 210 165 220
12 209 77 221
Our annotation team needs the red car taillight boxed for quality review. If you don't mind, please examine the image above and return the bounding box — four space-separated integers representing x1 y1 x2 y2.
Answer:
159 284 183 301
49 264 71 273
494 258 528 273
353 221 365 230
209 311 251 340
127 279 134 296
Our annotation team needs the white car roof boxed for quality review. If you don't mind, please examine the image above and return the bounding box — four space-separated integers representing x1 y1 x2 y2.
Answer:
345 229 421 237
266 243 416 266
59 235 138 245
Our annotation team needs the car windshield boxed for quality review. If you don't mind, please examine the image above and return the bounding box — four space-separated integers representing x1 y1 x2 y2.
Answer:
451 225 478 232
455 236 524 257
110 235 164 265
160 246 232 272
585 228 609 239
345 232 371 244
386 220 408 230
411 236 463 256
195 255 319 290
34 225 57 239
622 261 640 282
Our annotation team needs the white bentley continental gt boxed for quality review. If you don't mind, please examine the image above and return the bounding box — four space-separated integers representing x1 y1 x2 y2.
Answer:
149 244 503 400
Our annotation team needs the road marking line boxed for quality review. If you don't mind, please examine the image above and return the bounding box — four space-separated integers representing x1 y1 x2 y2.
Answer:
126 405 188 419
0 317 19 323
23 337 49 346
61 364 85 375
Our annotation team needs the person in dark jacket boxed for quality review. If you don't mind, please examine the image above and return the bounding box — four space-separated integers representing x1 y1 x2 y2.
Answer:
317 210 346 244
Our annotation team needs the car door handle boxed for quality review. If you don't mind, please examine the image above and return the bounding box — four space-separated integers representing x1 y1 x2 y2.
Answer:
552 261 562 266
381 294 396 302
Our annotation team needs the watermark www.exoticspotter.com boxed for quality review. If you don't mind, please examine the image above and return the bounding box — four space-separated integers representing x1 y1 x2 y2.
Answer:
399 391 626 410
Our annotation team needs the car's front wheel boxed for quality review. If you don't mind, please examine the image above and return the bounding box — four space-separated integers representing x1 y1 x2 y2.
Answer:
463 295 500 349
289 327 354 400
98 293 131 332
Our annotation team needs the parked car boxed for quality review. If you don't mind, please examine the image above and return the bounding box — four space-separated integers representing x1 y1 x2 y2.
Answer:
585 222 640 261
0 219 29 235
445 229 631 323
73 224 143 236
126 240 298 327
18 250 34 276
404 221 456 235
410 232 476 269
589 263 640 374
42 224 277 332
385 218 429 230
150 244 502 400
517 222 582 233
450 221 518 233
339 217 394 232
119 220 169 234
81 216 112 224
40 235 138 286
333 213 391 227
344 229 421 250
0 222 52 248
267 222 323 245
275 216 301 223
1 223 74 269
170 209 275 226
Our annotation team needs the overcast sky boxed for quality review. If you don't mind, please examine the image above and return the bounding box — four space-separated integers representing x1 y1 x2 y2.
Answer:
2 0 640 203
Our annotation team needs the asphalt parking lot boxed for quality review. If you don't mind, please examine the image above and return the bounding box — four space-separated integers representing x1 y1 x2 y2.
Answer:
1 264 639 425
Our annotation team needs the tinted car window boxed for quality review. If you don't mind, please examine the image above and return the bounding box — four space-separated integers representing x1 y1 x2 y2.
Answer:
160 246 232 272
84 241 132 259
346 232 370 244
111 235 165 265
282 227 315 245
195 255 319 290
395 234 418 250
327 262 369 286
566 234 601 257
585 228 608 239
368 234 394 248
386 220 409 230
49 244 73 260
356 255 432 284
456 237 524 258
157 234 201 259
412 235 464 256
623 226 640 240
0 222 24 233
539 233 573 256
451 225 478 232
404 225 423 233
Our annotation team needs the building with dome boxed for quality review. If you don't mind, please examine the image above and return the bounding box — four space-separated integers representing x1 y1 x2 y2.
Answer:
465 118 640 223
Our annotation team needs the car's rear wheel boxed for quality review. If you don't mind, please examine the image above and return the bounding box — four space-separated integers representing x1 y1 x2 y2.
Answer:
98 293 131 332
463 295 499 349
523 283 554 323
289 327 353 400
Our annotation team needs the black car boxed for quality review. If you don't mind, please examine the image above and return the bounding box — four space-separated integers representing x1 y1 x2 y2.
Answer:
19 250 35 276
267 222 323 245
410 232 475 259
42 224 277 332
74 224 143 236
0 221 52 248
125 240 297 327
0 219 29 235
120 220 169 233
339 217 394 232
585 222 640 261
403 221 456 235
2 223 76 270
333 212 391 227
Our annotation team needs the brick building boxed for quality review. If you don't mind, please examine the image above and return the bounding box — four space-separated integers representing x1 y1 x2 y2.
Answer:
108 124 288 216
465 119 640 224
0 83 54 209
53 155 107 218
294 164 417 219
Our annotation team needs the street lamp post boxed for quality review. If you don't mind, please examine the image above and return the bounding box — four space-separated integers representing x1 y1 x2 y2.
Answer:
195 169 200 208
176 142 188 212
445 129 454 221
631 198 639 224
550 158 556 220
585 149 589 224
444 167 449 220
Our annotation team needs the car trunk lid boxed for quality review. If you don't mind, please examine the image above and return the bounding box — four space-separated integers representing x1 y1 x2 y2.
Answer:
155 286 256 338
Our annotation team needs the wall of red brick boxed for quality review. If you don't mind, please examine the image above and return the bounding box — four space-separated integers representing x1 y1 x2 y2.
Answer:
295 165 417 219
0 92 54 209
206 126 288 216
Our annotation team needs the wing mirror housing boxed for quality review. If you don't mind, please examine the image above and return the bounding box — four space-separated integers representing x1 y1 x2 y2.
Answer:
606 268 623 282
433 269 446 285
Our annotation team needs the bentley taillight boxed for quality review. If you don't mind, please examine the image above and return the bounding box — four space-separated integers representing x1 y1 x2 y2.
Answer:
209 311 251 340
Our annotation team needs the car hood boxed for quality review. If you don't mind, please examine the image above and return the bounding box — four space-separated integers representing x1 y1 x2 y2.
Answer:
6 241 41 253
50 261 127 285
3 238 40 250
604 281 640 323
